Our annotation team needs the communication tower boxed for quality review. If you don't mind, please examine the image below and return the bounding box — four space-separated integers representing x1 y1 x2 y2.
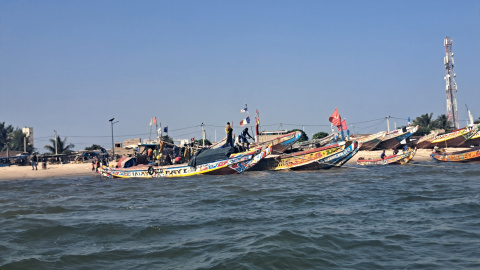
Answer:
444 37 459 129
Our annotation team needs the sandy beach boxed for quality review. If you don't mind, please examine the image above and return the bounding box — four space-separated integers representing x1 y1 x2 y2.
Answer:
0 148 451 180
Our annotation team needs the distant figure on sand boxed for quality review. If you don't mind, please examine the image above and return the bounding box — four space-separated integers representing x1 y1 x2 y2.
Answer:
31 153 38 170
225 122 234 147
380 150 386 160
42 156 47 170
92 161 95 171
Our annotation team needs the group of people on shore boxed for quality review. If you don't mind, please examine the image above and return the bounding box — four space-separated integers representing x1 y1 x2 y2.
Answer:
30 153 48 170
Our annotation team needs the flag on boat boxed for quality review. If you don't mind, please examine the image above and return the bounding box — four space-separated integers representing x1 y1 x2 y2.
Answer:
163 127 168 133
240 116 250 127
341 120 347 131
191 137 195 142
240 105 248 113
329 108 341 127
153 117 157 125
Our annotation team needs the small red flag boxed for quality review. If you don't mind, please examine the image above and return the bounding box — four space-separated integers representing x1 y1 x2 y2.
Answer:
341 120 347 131
153 117 157 125
329 108 341 127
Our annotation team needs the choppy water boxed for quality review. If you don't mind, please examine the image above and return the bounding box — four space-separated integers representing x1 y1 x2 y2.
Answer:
1 162 480 269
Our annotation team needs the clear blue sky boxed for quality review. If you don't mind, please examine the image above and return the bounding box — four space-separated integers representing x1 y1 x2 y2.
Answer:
1 0 479 152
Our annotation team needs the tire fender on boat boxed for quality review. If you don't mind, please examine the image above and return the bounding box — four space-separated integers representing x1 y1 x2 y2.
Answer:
148 166 154 176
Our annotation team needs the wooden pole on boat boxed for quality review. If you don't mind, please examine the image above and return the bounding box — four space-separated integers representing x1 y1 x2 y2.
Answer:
202 123 206 147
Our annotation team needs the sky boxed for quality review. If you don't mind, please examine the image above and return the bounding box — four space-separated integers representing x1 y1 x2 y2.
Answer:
1 0 479 152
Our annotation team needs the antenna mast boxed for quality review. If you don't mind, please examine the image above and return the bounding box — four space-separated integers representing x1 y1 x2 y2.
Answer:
444 37 459 129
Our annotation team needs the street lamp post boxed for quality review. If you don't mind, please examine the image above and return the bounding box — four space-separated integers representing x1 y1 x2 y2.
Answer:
109 118 119 160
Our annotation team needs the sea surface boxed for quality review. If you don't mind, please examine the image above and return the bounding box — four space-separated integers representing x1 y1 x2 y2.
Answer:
1 162 480 269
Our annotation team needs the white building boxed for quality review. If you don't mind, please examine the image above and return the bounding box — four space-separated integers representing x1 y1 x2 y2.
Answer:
22 127 34 148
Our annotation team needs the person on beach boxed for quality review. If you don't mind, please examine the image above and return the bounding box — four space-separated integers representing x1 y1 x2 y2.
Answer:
95 158 100 172
92 161 95 171
380 150 386 160
31 153 38 170
42 156 47 170
225 122 234 147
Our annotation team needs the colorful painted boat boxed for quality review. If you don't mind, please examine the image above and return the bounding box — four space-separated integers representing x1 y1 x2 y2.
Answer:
430 146 480 162
357 148 417 166
291 133 336 151
432 124 479 147
258 130 302 154
415 130 441 149
100 146 271 178
353 131 386 151
375 125 419 150
211 131 301 154
460 129 480 147
248 141 347 171
315 141 360 169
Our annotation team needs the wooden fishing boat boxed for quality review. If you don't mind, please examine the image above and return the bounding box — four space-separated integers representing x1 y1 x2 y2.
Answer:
353 131 386 151
460 130 480 147
432 125 479 147
211 130 301 154
100 145 272 178
430 146 480 162
315 141 360 169
357 148 417 166
258 130 302 154
375 125 419 150
291 133 336 151
415 130 441 149
248 141 348 171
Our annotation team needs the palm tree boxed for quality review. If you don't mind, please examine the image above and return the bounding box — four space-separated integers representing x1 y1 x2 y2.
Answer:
433 114 453 131
413 113 434 129
0 122 14 151
44 135 75 154
3 129 33 153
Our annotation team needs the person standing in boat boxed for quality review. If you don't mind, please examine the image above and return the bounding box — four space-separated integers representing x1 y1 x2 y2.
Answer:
225 122 234 147
240 128 254 151
380 150 386 160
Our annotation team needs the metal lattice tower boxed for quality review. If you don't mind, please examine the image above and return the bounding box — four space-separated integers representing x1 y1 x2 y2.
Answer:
444 37 459 129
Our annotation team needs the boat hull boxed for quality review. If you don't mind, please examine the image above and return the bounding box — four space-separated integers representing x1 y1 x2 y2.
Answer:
354 132 386 151
375 126 418 150
249 142 346 171
431 146 480 162
357 148 417 166
100 146 271 178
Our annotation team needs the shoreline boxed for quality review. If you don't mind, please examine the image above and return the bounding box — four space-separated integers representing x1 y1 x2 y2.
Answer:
0 149 457 180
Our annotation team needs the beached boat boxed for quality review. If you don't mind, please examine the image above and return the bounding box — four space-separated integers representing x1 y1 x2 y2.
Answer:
210 130 301 154
432 125 479 147
100 145 271 178
248 141 349 171
353 131 386 151
291 133 337 151
357 148 417 166
460 130 480 147
315 141 360 169
415 130 442 149
430 146 480 162
375 126 419 150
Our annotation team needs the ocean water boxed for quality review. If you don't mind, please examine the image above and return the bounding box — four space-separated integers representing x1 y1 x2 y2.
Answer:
1 162 480 269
